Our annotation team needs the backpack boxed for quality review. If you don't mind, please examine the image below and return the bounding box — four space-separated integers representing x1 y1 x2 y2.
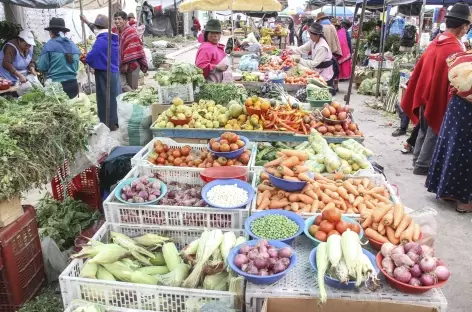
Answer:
401 25 416 48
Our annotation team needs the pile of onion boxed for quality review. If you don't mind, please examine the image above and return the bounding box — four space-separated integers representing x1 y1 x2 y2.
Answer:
233 240 293 276
120 176 162 203
380 242 450 287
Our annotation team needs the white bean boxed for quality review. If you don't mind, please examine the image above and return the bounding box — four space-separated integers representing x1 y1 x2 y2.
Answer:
207 184 248 208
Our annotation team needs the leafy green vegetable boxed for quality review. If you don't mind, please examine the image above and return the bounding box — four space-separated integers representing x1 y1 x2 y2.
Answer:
154 63 205 88
152 52 166 68
196 84 247 106
36 195 100 250
122 87 157 106
19 287 63 312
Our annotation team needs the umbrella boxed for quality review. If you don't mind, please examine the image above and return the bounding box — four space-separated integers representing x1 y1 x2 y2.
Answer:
179 0 282 12
281 6 304 15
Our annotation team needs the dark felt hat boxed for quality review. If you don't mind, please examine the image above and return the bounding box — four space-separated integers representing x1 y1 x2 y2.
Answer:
205 19 222 33
341 19 352 28
94 14 110 28
45 17 70 32
308 22 324 35
446 2 471 22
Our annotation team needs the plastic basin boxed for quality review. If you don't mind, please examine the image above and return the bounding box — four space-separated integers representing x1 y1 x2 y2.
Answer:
308 99 332 108
201 178 254 209
304 214 364 246
200 166 248 183
170 117 191 126
267 172 307 192
245 210 304 245
227 239 297 285
376 252 447 294
114 178 167 205
309 246 378 289
207 136 249 159
368 232 423 251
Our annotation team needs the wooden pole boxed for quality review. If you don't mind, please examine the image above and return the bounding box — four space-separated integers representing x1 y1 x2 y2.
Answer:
375 0 387 98
106 0 112 127
79 0 92 94
344 0 367 105
417 0 426 56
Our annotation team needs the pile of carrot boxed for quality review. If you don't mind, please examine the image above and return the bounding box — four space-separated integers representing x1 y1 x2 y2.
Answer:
361 203 421 245
263 150 312 183
257 165 393 215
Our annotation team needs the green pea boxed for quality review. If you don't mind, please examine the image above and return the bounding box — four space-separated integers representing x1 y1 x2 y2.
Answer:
250 215 299 240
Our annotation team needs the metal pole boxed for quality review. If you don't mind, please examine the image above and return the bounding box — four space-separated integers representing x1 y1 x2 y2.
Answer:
106 0 112 127
345 0 367 105
375 0 387 98
417 0 426 56
79 0 92 94
343 1 346 19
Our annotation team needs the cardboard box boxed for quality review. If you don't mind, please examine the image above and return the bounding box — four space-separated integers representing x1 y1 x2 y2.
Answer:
0 197 24 227
262 298 438 312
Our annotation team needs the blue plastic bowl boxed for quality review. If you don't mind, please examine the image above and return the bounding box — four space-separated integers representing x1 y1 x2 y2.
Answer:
114 178 167 205
245 210 304 245
304 214 364 246
267 172 307 192
227 239 297 285
309 246 378 289
202 178 254 209
207 136 249 159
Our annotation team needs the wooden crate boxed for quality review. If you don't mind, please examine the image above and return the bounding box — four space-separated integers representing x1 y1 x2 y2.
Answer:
0 197 23 228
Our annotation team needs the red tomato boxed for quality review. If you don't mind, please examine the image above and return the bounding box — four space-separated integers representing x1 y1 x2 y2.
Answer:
350 223 361 234
314 215 323 226
314 230 327 242
327 230 340 238
322 208 341 223
319 220 335 233
335 220 350 234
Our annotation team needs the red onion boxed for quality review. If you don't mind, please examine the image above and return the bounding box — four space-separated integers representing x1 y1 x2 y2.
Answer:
239 245 250 254
404 242 422 255
267 248 278 258
278 247 293 258
267 257 277 269
241 263 248 271
420 245 435 257
393 266 411 283
247 248 259 260
234 254 249 268
420 273 436 286
435 258 445 267
392 245 405 255
258 269 269 276
419 256 437 273
259 245 268 254
135 183 145 192
258 239 269 248
407 251 420 264
409 277 422 287
121 194 128 200
280 257 290 267
382 257 395 276
410 264 422 278
260 252 270 259
151 182 161 190
254 255 269 270
434 266 450 281
381 242 396 257
272 261 286 273
148 194 157 201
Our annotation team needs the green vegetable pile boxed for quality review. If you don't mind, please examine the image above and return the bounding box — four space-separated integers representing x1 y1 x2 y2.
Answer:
250 214 299 240
36 195 101 250
196 83 247 106
0 86 91 200
154 63 205 87
254 142 291 166
18 287 63 312
152 52 166 68
122 86 157 106
306 84 332 101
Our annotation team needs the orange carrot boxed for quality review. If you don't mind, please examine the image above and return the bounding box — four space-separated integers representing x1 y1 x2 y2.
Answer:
283 176 300 182
324 202 335 210
259 197 270 210
378 222 385 235
357 203 366 214
320 184 338 192
291 202 300 212
360 209 371 220
277 165 294 177
260 172 269 181
365 200 376 210
298 172 315 183
413 224 421 242
279 149 308 161
336 186 349 200
281 156 300 167
305 190 318 200
269 200 289 209
293 165 309 173
372 222 379 231
346 208 355 214
258 184 274 192
362 178 370 189
369 186 386 194
288 193 300 202
361 214 373 229
343 180 359 196
372 205 391 223
298 194 314 205
319 201 325 209
324 189 339 200
365 228 389 243
386 226 400 244
400 221 415 244
382 209 394 226
394 214 412 238
263 156 286 168
370 192 391 204
347 193 355 204
266 167 281 177
256 192 263 206
301 204 311 213
393 203 404 229
321 193 332 205
311 200 320 212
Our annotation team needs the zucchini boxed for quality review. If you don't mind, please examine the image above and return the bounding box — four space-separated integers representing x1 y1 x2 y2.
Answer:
255 160 267 166
262 151 277 161
256 147 272 161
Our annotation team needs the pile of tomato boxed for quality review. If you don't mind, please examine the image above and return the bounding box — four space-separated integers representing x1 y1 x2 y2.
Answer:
308 208 361 242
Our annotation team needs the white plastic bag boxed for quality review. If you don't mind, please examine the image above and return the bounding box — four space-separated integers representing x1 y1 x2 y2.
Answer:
152 40 168 48
41 236 69 283
117 94 152 146
17 74 43 96
144 48 154 70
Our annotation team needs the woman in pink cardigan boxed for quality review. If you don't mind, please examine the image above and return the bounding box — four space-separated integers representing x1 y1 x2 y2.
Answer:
195 19 232 83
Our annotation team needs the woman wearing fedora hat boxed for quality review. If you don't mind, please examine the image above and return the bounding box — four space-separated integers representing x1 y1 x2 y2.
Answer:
37 18 80 99
289 22 335 89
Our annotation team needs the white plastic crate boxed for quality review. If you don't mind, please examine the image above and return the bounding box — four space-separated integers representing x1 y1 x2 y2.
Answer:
103 164 253 229
157 83 194 104
131 137 257 170
60 222 245 311
64 302 142 312
250 169 400 219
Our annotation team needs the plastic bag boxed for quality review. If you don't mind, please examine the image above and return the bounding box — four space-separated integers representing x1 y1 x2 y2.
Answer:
152 40 168 48
117 94 152 146
409 207 438 247
41 236 69 283
144 48 154 70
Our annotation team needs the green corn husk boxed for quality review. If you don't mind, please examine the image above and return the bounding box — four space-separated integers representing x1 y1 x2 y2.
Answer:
102 262 133 282
121 258 142 270
203 272 228 290
162 242 182 272
149 251 166 266
137 265 169 275
133 233 171 247
234 236 246 247
96 265 116 281
131 251 153 266
88 244 130 264
130 271 159 285
220 232 236 267
110 231 156 259
80 261 98 279
156 263 190 287
181 238 199 259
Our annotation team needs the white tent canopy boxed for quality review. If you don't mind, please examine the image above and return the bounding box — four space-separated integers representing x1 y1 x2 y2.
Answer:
0 0 118 9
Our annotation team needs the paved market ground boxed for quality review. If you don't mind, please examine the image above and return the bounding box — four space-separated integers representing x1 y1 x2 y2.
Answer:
24 44 472 311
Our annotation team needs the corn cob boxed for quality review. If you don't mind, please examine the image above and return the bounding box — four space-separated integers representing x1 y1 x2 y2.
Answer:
150 251 166 266
131 250 152 266
137 266 169 275
110 232 156 259
121 258 142 270
96 265 116 281
162 242 182 272
88 244 130 264
130 271 159 285
80 261 98 279
133 233 170 247
102 262 133 282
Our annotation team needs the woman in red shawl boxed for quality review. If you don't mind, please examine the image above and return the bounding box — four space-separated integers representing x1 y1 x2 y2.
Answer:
113 11 148 92
400 2 470 176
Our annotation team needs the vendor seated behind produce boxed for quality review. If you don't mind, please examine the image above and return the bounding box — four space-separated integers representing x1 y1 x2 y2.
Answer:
0 30 36 85
195 19 232 83
289 22 335 89
37 18 80 99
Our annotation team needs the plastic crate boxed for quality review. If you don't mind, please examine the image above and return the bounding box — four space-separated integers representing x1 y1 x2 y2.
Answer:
51 160 102 210
64 302 145 312
103 164 253 229
0 206 45 312
60 222 245 311
131 137 257 171
157 83 194 104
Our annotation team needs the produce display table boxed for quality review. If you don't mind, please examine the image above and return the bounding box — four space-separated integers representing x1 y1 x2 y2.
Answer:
150 126 364 143
245 236 448 312
239 81 305 94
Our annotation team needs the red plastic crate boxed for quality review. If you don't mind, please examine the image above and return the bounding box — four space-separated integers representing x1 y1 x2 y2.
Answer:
51 160 102 210
0 206 45 312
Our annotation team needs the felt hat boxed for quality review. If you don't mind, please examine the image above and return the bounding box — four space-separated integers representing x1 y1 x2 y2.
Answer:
316 12 329 22
18 30 35 46
341 19 352 28
308 22 324 35
446 2 471 22
94 14 110 28
45 17 70 32
332 19 341 26
205 19 222 33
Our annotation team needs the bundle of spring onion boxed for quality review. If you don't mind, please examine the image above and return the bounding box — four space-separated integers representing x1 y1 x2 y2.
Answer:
316 229 379 303
74 230 246 293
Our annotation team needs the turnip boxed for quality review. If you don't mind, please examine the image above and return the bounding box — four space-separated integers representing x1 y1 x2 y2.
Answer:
382 256 395 276
381 242 396 257
391 253 415 267
393 266 411 283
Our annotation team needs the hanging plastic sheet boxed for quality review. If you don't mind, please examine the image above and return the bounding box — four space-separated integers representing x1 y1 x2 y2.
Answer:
0 0 118 9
